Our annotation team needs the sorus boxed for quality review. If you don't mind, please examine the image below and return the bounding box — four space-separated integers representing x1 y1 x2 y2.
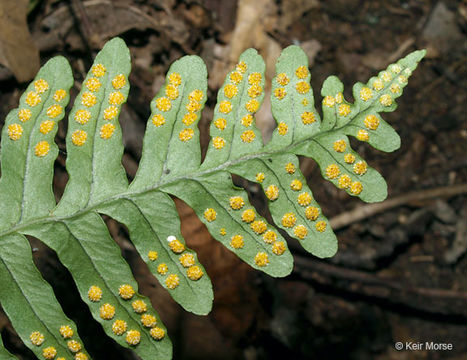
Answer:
67 340 82 353
75 353 88 360
241 209 256 223
285 162 295 174
359 87 373 101
248 72 262 85
34 141 50 157
157 263 168 275
344 153 356 164
290 179 303 191
276 72 290 85
364 114 379 130
119 284 135 300
338 175 352 189
91 64 106 77
323 96 335 107
262 230 277 244
353 161 367 175
255 172 265 183
104 106 119 120
224 84 238 98
150 327 165 340
100 123 116 139
165 274 180 289
109 91 125 105
187 265 204 280
272 241 286 255
165 84 179 100
25 91 41 107
203 208 217 222
229 71 243 84
315 221 327 232
248 84 262 98
42 347 57 360
85 77 101 92
18 108 31 122
112 319 127 335
278 122 288 135
46 104 63 118
305 206 319 221
126 330 141 346
152 114 165 127
297 192 312 206
301 111 316 124
254 252 269 267
357 129 369 141
281 212 297 228
241 114 253 127
250 220 267 234
81 92 97 107
179 128 194 142
34 79 49 93
141 314 157 327
7 124 23 140
295 81 310 94
148 251 158 261
333 139 346 152
338 104 351 117
241 130 256 143
230 235 244 249
183 113 198 126
112 74 126 89
88 285 102 302
245 99 260 113
30 331 44 346
295 66 309 79
265 185 279 201
59 325 74 339
219 100 232 114
72 130 87 146
229 196 245 210
335 92 343 104
213 136 225 149
274 87 286 100
169 239 185 253
214 118 227 130
379 94 392 106
372 78 384 91
75 109 91 125
325 164 340 179
99 303 115 320
350 181 363 195
169 72 182 86
156 97 172 111
179 253 195 268
293 224 308 239
132 299 148 313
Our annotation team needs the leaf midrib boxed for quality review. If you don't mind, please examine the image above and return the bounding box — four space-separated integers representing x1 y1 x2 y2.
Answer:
0 126 340 238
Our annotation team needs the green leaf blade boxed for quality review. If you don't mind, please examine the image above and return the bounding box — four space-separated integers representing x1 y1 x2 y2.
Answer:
56 37 131 215
132 56 208 191
0 233 90 360
0 56 73 228
163 172 294 277
99 191 214 316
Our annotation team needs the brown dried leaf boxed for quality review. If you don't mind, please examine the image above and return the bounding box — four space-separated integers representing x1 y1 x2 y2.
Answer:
0 0 40 82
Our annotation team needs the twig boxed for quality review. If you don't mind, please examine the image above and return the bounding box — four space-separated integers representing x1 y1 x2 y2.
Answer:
294 256 467 319
330 183 467 230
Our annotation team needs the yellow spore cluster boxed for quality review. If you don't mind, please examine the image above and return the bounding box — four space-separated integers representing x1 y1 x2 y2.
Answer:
119 284 135 300
203 208 217 222
293 224 308 239
250 220 267 234
187 265 204 280
301 111 316 125
169 238 185 254
263 230 277 244
179 253 195 267
34 79 49 93
42 347 57 359
132 299 148 314
325 164 340 179
100 123 116 139
99 303 115 320
126 330 141 346
150 327 165 340
254 252 269 267
34 141 50 157
40 120 55 135
72 130 87 146
265 185 279 201
67 340 82 353
272 241 286 255
241 130 256 143
333 139 346 152
7 124 23 140
141 314 157 327
305 206 319 221
278 122 288 135
88 285 102 302
165 274 180 289
230 235 244 249
230 196 245 210
281 212 296 228
241 209 256 223
290 179 302 191
148 251 158 261
30 331 45 346
59 325 74 339
112 319 127 335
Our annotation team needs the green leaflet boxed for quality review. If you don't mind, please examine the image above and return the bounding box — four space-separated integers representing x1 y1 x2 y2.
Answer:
0 234 89 359
0 333 17 359
0 37 425 360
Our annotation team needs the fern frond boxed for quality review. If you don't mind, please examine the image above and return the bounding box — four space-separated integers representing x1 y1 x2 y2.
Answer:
0 38 425 359
0 332 18 359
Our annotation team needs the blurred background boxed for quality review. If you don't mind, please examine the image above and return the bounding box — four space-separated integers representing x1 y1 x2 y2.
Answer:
0 0 466 359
